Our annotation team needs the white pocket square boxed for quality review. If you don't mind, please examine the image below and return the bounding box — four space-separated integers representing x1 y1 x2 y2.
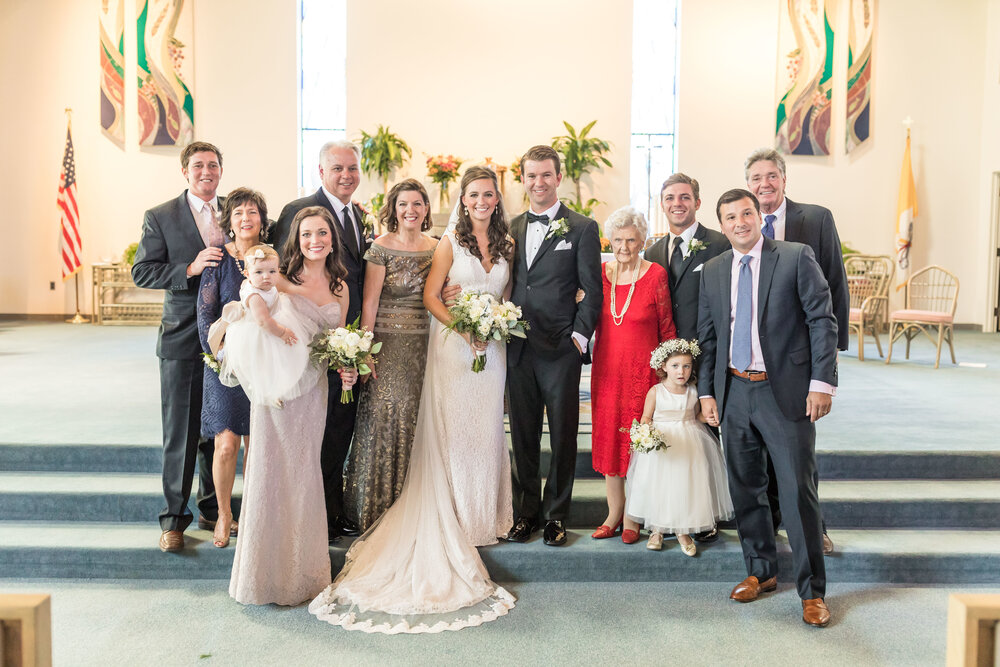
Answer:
555 240 573 251
693 264 704 272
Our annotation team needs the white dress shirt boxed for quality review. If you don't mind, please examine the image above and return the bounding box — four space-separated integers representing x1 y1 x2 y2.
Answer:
729 236 834 395
667 222 699 259
187 191 222 247
525 201 562 267
322 187 360 254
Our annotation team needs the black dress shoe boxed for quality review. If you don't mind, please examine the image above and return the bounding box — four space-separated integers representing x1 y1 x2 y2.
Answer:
543 520 567 546
328 534 342 546
334 516 361 537
694 527 719 543
504 517 538 543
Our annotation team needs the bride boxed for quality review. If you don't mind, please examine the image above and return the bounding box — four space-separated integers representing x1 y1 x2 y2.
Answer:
309 166 515 633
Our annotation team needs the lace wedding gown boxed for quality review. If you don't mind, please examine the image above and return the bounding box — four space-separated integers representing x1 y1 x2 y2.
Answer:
309 231 515 633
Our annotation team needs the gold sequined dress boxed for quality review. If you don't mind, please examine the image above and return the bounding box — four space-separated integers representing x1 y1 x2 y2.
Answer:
345 243 435 530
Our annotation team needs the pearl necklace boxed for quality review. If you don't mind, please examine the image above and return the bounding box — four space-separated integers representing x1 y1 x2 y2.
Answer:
609 261 639 326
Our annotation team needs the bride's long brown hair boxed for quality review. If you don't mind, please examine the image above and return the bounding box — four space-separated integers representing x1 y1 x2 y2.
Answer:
454 166 513 263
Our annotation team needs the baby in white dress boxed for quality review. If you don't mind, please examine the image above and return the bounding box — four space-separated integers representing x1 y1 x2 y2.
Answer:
211 245 321 407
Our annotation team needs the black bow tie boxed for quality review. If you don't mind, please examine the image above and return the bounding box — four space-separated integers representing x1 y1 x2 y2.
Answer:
527 212 549 225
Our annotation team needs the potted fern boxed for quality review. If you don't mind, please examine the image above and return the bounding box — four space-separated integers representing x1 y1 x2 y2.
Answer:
358 125 412 196
551 120 613 218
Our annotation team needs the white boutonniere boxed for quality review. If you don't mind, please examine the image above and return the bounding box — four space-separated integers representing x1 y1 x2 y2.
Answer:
687 238 708 255
545 217 570 240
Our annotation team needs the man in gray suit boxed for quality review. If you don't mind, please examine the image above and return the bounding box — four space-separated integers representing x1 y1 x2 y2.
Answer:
745 148 847 554
697 189 837 627
133 141 226 552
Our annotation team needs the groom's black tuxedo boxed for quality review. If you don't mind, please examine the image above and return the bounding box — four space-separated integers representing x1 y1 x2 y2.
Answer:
645 222 730 341
274 188 371 534
133 190 222 531
506 203 602 523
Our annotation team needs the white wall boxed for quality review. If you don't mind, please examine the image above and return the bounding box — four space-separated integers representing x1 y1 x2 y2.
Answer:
0 0 299 315
3 0 999 325
677 0 996 325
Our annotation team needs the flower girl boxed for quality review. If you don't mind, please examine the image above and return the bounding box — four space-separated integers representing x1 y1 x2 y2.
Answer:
624 339 734 555
208 245 322 407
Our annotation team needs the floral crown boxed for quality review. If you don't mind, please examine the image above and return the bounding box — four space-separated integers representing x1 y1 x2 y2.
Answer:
649 338 701 369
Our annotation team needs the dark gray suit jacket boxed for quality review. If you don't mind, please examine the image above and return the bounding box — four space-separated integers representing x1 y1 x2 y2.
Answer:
133 190 224 360
783 198 849 351
696 238 838 422
507 203 602 365
645 223 730 340
273 188 369 324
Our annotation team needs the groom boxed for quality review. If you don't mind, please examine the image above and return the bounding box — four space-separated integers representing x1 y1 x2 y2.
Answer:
505 145 602 546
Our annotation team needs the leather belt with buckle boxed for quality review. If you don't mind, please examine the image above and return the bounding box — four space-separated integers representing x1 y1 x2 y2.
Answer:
728 368 768 381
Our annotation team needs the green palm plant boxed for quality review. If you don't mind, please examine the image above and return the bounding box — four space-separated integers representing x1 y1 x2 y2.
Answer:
551 120 613 217
358 125 412 195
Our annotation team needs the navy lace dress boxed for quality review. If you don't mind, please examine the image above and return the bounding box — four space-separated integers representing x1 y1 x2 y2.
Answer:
197 251 251 438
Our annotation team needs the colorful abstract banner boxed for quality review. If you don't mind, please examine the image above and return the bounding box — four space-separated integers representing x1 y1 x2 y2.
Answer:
99 0 125 146
136 0 194 147
775 0 835 156
845 0 875 152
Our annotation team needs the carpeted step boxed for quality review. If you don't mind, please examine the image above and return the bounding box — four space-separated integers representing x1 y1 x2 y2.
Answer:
1 521 998 584
3 473 1000 530
4 441 1000 481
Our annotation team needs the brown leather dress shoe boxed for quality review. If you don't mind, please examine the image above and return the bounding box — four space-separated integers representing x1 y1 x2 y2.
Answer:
822 532 834 555
802 598 831 627
159 530 184 553
729 575 777 602
197 515 217 531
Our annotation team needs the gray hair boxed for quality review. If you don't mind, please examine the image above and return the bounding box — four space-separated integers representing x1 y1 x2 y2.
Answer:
744 147 786 181
604 206 648 241
319 139 362 165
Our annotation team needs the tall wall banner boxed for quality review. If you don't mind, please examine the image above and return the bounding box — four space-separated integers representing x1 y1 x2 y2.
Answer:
136 0 194 147
775 0 835 156
99 0 126 146
845 0 874 152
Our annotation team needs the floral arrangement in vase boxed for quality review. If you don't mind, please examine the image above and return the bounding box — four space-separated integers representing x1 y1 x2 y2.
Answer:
426 154 463 210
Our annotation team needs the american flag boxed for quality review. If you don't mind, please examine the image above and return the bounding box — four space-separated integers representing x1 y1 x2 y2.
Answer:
58 126 82 278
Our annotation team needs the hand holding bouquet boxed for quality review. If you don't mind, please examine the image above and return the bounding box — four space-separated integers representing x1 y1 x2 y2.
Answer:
623 419 668 453
309 316 382 403
446 290 528 372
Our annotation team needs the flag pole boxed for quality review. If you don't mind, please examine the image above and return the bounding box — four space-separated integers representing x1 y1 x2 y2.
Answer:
64 107 89 324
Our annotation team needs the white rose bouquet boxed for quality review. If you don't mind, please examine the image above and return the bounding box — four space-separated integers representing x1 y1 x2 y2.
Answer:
624 419 668 454
446 290 529 372
309 316 382 403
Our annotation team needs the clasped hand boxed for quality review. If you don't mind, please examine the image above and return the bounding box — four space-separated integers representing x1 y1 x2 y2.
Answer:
188 246 224 276
338 367 359 388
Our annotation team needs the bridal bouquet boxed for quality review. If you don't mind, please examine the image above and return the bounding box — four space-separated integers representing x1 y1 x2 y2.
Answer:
446 290 528 372
624 419 668 454
309 316 382 403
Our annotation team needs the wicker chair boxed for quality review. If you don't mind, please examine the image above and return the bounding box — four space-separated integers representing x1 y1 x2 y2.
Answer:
885 265 959 369
844 255 894 361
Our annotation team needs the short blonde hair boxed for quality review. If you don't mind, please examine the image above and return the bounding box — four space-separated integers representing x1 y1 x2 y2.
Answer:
244 244 279 268
603 206 648 241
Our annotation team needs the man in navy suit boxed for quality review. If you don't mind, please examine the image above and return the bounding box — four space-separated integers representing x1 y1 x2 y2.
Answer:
133 141 225 552
698 189 837 627
274 140 369 542
745 148 848 555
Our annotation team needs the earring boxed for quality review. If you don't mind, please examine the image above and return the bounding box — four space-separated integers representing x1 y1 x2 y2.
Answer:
229 230 235 238
463 206 469 216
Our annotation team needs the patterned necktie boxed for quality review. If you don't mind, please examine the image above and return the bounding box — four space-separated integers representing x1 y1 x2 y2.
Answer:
762 214 776 240
732 255 753 372
669 236 684 281
206 205 223 247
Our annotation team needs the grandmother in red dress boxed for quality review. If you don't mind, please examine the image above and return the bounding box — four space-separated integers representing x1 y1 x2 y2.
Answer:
590 206 676 544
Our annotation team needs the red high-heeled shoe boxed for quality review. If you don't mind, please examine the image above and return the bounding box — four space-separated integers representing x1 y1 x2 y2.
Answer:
591 519 623 539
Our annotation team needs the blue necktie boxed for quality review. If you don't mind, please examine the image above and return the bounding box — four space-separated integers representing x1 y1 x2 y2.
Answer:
762 214 776 240
732 255 753 372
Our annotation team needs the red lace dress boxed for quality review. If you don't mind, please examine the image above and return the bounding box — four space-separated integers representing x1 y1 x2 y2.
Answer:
591 261 676 477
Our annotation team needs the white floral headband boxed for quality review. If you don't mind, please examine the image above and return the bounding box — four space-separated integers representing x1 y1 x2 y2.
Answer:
650 338 701 369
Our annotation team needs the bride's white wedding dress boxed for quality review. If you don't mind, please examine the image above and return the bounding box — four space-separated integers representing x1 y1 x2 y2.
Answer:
309 231 514 634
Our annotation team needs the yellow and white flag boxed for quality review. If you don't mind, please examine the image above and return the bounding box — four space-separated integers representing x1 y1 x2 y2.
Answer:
895 133 918 290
